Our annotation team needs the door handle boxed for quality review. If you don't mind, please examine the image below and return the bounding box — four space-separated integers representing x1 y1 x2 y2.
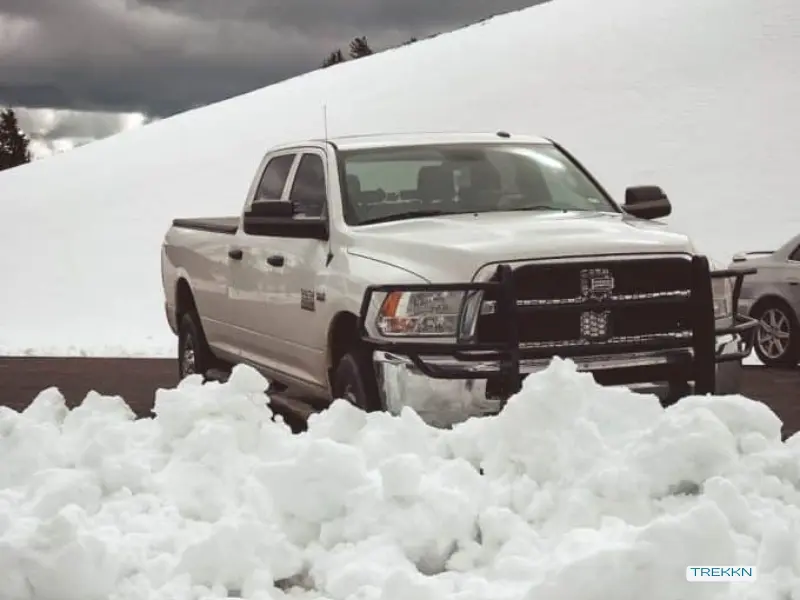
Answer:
228 248 243 260
789 280 799 286
267 254 285 267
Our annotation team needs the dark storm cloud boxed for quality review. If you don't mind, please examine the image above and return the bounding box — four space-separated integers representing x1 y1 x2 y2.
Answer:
137 0 541 39
0 0 544 118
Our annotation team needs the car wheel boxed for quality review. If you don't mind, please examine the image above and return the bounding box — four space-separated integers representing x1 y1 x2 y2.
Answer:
178 311 215 379
332 351 382 412
752 299 800 368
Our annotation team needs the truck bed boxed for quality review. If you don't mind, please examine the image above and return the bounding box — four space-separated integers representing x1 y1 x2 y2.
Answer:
172 217 239 234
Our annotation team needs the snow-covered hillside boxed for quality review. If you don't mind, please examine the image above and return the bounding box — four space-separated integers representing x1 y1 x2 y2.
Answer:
0 0 798 356
2 359 798 599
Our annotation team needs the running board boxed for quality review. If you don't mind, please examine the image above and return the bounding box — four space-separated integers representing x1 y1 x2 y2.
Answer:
268 393 318 432
205 368 230 383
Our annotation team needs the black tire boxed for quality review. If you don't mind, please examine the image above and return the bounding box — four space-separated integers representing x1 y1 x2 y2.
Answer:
331 351 382 412
752 299 800 368
177 311 216 379
663 380 692 406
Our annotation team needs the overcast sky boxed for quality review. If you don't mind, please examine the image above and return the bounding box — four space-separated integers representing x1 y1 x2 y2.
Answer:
1 0 543 158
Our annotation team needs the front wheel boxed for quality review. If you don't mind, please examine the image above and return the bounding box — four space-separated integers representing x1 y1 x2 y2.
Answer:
331 351 382 412
752 300 800 368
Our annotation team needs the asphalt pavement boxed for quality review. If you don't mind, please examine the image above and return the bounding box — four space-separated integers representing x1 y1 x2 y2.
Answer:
0 358 798 437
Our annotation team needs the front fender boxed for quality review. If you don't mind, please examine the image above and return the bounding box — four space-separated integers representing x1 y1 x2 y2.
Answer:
322 253 429 319
347 248 460 283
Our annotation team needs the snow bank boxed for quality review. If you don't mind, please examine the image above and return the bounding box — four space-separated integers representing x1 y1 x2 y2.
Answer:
1 0 799 356
1 359 798 599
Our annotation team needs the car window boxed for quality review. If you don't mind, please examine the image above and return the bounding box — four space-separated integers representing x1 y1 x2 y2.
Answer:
288 153 327 219
339 143 616 225
254 154 296 203
346 160 441 201
790 243 800 262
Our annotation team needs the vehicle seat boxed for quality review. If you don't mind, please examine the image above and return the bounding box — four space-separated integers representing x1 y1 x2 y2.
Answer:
346 174 361 194
515 165 553 207
417 165 455 204
360 190 385 205
345 174 362 203
460 161 502 210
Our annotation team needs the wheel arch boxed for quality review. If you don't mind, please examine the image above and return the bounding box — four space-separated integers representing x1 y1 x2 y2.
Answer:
175 277 198 323
750 294 796 317
326 311 361 388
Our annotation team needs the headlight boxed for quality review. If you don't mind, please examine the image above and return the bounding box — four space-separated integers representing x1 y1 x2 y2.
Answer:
711 276 733 320
375 290 483 337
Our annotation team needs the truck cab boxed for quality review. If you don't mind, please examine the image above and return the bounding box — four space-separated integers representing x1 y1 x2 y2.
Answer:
161 132 757 427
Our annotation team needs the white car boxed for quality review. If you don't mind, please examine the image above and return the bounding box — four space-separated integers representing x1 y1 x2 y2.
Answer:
731 232 800 367
161 131 757 427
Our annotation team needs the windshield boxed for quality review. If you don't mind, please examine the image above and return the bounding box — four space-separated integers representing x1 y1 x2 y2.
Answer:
339 143 618 225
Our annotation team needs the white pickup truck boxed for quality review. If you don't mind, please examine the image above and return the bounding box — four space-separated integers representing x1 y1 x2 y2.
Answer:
161 131 757 427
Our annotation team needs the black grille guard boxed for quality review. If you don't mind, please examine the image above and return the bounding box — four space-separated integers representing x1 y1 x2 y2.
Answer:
357 255 758 398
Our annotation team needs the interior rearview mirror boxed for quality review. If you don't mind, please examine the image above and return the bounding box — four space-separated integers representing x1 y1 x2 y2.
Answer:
623 186 672 220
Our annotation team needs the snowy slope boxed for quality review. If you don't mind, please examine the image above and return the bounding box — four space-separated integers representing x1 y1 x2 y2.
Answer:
0 0 798 356
2 359 798 599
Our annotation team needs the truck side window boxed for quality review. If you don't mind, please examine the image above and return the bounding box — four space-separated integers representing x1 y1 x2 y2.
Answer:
289 153 327 218
254 154 296 202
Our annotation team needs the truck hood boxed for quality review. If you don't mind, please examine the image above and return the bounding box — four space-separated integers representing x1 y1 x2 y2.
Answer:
346 210 695 281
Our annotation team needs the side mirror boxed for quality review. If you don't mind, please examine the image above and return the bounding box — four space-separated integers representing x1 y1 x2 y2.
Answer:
243 201 328 240
246 200 294 218
623 186 672 220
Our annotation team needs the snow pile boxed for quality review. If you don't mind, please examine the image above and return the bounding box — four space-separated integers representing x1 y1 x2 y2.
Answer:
1 0 799 356
1 358 798 599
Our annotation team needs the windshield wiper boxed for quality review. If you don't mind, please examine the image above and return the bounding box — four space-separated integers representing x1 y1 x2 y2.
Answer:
505 205 590 213
357 205 589 226
358 209 454 226
506 205 563 212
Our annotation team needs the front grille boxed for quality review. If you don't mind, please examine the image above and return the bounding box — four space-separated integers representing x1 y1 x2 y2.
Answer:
512 258 692 299
475 257 695 351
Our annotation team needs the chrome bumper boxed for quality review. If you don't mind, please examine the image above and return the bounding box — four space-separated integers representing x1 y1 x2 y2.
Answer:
372 333 747 428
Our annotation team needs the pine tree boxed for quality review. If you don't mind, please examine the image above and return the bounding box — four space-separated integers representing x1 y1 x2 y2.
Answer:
403 37 419 45
0 108 32 172
348 36 373 59
322 49 347 68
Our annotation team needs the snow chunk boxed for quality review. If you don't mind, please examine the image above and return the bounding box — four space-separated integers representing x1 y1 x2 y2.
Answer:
1 361 799 599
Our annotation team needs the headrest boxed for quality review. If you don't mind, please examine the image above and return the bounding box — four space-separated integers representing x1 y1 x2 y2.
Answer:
417 165 454 202
468 161 501 190
346 174 361 194
515 163 551 202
